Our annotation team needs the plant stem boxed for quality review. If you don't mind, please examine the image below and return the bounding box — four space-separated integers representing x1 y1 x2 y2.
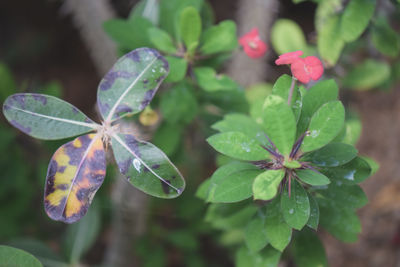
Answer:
287 76 297 106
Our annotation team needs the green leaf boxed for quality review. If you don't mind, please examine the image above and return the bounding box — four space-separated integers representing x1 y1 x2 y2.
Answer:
236 245 281 267
317 182 368 209
97 48 169 121
265 198 292 251
371 17 400 58
335 115 362 145
44 134 106 223
317 198 361 242
245 215 269 252
0 62 16 103
301 101 345 152
292 228 328 267
271 74 301 120
281 179 310 230
129 0 160 25
205 202 257 230
321 156 372 185
200 20 238 54
271 19 307 54
246 83 273 104
148 27 177 54
296 79 338 137
3 93 96 140
63 202 101 263
160 82 197 124
340 0 376 42
159 0 203 39
262 95 296 156
164 56 188 83
296 169 331 186
0 245 42 267
207 167 262 203
212 113 268 146
194 67 239 92
342 59 391 90
207 132 270 161
301 142 358 167
317 15 345 66
307 193 319 230
111 133 185 198
179 7 202 52
103 17 153 49
361 156 379 175
253 170 285 201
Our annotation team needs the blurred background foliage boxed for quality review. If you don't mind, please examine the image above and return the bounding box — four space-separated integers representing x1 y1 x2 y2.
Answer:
1 0 400 266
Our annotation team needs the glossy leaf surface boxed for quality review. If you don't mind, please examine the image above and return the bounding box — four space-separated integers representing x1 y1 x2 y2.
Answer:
206 162 262 203
262 95 296 156
301 101 345 152
3 93 96 140
301 142 357 167
253 170 285 201
44 134 106 223
321 157 372 185
318 182 368 209
207 132 270 161
112 133 185 198
296 169 331 186
307 193 319 230
281 179 310 230
97 48 169 121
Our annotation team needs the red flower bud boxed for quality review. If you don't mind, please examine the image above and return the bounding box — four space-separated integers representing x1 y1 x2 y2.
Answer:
239 28 268 59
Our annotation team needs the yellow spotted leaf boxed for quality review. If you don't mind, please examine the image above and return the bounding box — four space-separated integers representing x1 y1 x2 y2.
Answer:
44 134 106 223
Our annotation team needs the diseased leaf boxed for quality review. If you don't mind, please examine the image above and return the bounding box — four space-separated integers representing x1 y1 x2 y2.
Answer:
97 48 169 122
301 101 345 152
301 143 358 167
307 193 319 230
281 179 310 230
340 0 376 42
265 198 292 252
296 79 338 137
111 133 185 198
321 157 372 185
253 170 285 201
0 245 42 267
292 228 328 267
207 132 270 161
262 95 296 156
200 20 238 54
245 215 269 252
44 134 106 223
3 93 96 140
296 169 330 186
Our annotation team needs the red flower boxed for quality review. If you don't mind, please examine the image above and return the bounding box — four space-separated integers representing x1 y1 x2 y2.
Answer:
290 56 324 83
275 51 303 65
239 28 268 59
275 51 324 83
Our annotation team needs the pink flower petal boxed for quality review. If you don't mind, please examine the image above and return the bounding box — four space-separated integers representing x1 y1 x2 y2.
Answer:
304 56 324 81
239 28 268 59
275 51 303 65
291 58 310 84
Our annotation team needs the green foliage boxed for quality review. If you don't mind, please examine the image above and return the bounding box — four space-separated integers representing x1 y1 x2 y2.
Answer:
179 7 202 53
271 19 308 54
371 17 400 58
0 245 42 267
200 20 238 54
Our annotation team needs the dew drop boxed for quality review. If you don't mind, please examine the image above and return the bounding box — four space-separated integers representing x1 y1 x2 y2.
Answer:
344 170 356 181
289 208 294 214
241 143 251 152
310 130 319 138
